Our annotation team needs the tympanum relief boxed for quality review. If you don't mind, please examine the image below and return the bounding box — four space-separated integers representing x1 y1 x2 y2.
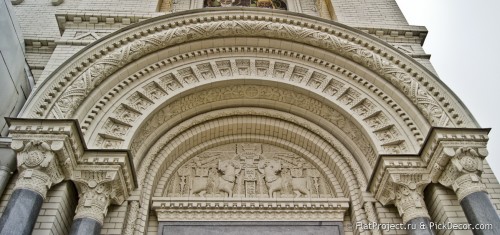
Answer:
165 143 334 198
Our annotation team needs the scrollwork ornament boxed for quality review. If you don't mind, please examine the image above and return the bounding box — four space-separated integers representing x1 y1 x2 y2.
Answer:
13 140 64 198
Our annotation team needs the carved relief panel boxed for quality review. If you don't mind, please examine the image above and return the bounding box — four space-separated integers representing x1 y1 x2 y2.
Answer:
164 143 335 198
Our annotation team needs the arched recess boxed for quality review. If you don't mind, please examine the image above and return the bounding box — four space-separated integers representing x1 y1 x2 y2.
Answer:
129 108 370 233
17 7 481 235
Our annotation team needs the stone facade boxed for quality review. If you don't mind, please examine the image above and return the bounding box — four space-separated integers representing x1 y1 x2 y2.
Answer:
1 0 499 235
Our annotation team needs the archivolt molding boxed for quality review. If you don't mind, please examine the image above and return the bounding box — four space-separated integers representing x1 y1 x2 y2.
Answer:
25 9 475 129
134 109 367 190
96 83 413 161
81 47 422 158
133 120 366 234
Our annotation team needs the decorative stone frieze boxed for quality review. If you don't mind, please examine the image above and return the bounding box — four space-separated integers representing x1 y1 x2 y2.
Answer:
375 170 431 224
7 119 85 197
152 197 349 221
27 9 475 130
164 143 336 199
72 166 130 224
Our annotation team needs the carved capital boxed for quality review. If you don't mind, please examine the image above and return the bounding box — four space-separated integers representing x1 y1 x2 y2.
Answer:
72 165 129 224
7 119 86 197
12 140 65 197
376 172 430 224
438 147 488 201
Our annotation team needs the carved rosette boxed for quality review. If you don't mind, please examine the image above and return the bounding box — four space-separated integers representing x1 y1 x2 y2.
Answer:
72 168 126 224
377 173 430 224
12 140 65 198
438 147 488 201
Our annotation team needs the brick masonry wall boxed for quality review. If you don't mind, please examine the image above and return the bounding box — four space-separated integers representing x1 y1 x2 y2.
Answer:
332 0 408 28
37 45 84 85
0 174 77 235
425 184 468 235
100 203 128 235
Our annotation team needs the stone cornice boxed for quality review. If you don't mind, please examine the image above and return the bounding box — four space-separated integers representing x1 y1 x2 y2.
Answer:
152 197 349 221
80 150 136 192
6 118 136 199
369 127 490 197
55 10 165 34
356 26 428 45
7 118 86 173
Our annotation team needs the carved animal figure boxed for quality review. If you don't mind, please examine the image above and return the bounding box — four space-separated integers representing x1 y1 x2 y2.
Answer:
258 159 310 198
190 160 241 197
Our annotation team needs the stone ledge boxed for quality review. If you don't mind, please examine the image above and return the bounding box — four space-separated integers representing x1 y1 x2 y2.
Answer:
55 10 166 34
152 197 349 221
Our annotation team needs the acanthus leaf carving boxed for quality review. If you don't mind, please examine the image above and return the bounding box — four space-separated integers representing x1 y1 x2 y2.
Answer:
438 147 488 201
376 172 430 224
12 140 65 198
72 166 128 224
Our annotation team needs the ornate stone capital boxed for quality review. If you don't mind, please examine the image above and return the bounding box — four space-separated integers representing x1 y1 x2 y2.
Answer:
72 151 134 224
437 147 488 201
376 171 431 224
11 140 65 197
7 119 85 197
72 166 127 224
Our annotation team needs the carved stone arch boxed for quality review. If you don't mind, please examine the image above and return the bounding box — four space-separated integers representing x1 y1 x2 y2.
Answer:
23 8 476 130
132 110 369 233
79 46 425 158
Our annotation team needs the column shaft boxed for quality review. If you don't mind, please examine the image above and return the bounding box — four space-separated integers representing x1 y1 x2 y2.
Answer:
0 169 12 196
0 146 16 196
69 218 102 235
406 217 435 235
460 191 500 235
0 189 44 235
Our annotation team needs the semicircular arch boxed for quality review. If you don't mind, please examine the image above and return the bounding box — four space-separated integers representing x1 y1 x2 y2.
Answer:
22 8 477 132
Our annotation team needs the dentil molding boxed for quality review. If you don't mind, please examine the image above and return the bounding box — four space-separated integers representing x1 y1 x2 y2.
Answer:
25 9 474 129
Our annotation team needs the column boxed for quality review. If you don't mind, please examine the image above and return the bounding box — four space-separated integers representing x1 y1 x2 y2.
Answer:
438 147 500 235
69 167 128 235
377 173 434 235
0 140 65 235
0 138 16 196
